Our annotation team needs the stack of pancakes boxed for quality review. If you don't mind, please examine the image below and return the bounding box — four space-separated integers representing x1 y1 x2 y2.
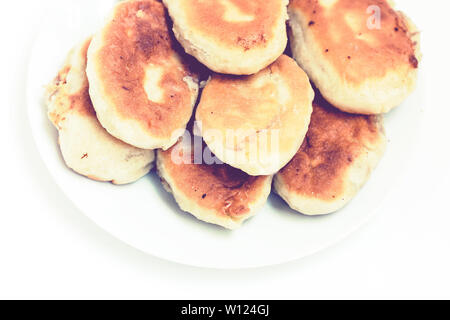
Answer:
46 0 420 229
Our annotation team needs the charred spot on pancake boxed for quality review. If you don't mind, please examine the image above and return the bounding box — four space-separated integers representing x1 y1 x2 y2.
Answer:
394 15 409 34
278 91 381 200
55 66 70 86
160 140 268 217
136 17 171 59
409 54 419 68
236 33 267 51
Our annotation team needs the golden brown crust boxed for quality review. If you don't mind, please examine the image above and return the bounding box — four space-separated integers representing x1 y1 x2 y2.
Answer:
159 141 270 217
46 38 155 185
197 55 309 133
277 93 382 201
95 0 196 138
180 0 283 51
289 0 419 83
47 39 95 129
195 55 314 176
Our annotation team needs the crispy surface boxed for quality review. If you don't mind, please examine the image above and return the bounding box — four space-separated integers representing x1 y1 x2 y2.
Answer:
179 0 283 50
289 0 419 83
46 38 154 185
89 0 198 142
196 55 313 176
47 40 95 128
198 55 303 132
163 0 288 75
277 93 383 201
158 141 270 218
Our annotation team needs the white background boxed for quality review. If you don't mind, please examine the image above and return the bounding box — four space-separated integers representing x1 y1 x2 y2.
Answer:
0 0 449 299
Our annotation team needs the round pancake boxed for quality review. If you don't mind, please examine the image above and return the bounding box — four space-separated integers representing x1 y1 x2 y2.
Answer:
274 93 387 215
87 0 199 150
196 55 314 176
288 0 421 114
162 0 289 75
46 39 155 185
157 137 273 230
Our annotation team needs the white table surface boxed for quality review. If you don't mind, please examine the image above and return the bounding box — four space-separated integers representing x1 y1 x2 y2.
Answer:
0 0 449 299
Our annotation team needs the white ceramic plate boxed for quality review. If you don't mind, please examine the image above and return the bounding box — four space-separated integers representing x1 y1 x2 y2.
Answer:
27 0 424 269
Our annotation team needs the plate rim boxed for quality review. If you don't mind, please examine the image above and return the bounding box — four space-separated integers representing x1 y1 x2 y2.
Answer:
25 0 426 269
